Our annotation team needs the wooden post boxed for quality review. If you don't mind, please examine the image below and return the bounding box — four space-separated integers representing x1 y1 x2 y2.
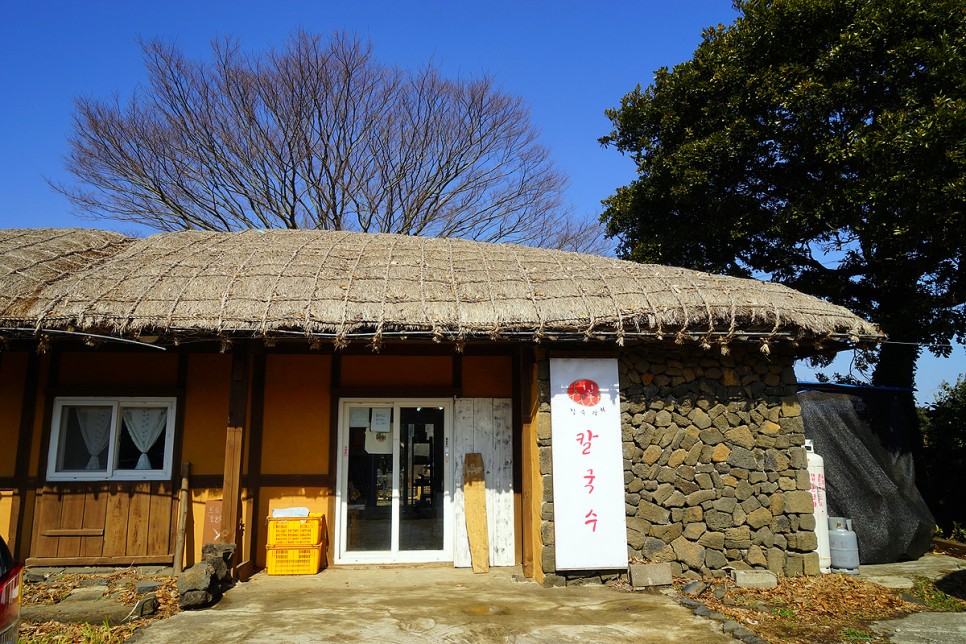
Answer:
173 462 191 574
463 453 490 573
219 350 249 575
220 427 243 547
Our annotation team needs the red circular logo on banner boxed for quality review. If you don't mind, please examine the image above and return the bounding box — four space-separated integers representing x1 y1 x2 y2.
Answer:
568 379 601 406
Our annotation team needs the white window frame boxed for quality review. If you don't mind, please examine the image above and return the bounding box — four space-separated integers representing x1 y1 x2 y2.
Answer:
47 397 177 482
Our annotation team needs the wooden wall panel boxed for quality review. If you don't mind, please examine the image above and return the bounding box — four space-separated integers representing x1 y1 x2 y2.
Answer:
29 481 178 564
81 487 108 557
453 398 515 568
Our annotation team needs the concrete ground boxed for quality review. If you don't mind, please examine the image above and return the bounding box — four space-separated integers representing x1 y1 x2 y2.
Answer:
129 566 732 643
862 554 966 643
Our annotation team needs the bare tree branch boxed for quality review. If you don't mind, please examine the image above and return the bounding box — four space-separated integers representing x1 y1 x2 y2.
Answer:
53 31 610 254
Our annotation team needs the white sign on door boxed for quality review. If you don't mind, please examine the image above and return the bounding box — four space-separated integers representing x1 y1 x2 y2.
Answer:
549 358 628 570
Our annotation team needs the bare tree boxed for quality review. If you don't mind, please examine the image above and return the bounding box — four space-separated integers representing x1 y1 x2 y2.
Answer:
56 31 609 253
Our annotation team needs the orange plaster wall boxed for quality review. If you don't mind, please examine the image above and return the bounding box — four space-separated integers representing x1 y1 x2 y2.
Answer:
261 355 331 475
461 356 513 398
182 354 232 475
57 352 179 388
0 352 27 476
340 355 452 388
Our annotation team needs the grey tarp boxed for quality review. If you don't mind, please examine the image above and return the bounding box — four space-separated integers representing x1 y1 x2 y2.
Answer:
800 390 934 564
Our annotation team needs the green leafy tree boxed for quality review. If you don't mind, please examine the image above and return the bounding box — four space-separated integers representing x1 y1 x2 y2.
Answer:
920 377 966 532
601 0 965 399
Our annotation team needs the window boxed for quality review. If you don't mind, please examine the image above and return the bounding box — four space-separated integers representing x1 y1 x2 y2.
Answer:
47 398 176 481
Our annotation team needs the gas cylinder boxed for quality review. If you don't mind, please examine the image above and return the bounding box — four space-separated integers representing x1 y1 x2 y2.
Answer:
804 439 830 572
828 516 860 574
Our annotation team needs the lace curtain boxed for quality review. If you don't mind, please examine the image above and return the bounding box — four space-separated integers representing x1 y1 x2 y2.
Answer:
122 408 167 470
74 407 112 470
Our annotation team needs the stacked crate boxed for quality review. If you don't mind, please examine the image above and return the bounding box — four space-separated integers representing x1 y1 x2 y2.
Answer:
265 514 326 575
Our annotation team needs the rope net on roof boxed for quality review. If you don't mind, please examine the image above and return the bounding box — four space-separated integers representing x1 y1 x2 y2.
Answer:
0 228 881 350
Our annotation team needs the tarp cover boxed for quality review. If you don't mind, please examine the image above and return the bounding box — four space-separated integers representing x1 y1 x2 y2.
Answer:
800 390 934 564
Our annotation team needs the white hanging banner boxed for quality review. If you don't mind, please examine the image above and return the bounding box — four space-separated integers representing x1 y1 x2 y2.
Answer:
550 358 627 570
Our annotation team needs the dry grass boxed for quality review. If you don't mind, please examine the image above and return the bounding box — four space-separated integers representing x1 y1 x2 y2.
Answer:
18 568 180 644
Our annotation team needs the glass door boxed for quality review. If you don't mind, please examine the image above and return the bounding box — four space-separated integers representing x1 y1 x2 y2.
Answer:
337 400 452 563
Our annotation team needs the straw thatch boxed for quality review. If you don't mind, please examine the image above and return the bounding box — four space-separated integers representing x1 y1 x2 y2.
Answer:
0 228 880 348
0 228 129 321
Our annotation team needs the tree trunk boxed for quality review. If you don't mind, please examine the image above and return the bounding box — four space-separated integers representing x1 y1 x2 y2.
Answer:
872 340 932 506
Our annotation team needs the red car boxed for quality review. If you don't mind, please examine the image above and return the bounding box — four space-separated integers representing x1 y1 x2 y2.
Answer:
0 536 21 644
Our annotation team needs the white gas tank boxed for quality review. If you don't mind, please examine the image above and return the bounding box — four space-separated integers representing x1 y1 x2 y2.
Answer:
805 439 830 572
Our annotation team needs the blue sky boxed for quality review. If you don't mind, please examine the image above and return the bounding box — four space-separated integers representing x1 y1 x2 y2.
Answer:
1 1 961 401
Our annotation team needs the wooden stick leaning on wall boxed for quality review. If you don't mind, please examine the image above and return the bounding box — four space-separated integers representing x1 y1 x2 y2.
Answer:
173 461 191 574
463 453 490 573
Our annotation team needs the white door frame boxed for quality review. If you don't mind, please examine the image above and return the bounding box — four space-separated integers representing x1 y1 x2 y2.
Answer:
335 398 454 564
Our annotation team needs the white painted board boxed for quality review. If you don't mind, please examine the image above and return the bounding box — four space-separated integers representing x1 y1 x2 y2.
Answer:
453 397 515 567
549 358 627 570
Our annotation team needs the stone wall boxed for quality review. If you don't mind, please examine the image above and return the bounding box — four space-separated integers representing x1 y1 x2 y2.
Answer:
537 344 819 585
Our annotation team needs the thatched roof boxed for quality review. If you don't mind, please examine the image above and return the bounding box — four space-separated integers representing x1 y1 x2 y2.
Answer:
0 228 880 349
0 228 129 320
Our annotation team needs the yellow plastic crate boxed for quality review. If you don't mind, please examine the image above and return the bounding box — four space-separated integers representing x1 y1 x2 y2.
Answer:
266 514 324 546
265 543 323 575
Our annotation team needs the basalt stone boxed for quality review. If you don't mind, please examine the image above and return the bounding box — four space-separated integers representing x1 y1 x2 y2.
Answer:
788 531 818 552
651 524 683 542
705 548 729 570
789 446 807 469
769 492 784 515
690 408 712 429
676 464 696 481
180 589 214 610
664 491 686 508
725 523 751 540
671 537 706 570
735 480 755 501
784 491 814 514
763 449 790 472
684 506 703 523
637 500 670 524
623 443 643 461
771 515 792 534
711 444 731 462
796 470 812 491
799 513 816 531
695 473 713 490
746 507 773 530
657 467 677 483
670 508 685 522
642 537 675 560
803 552 821 576
539 446 553 475
779 477 797 491
784 553 805 577
746 545 768 567
733 506 746 527
675 478 700 495
727 447 758 470
724 426 755 450
683 522 707 540
627 478 644 494
705 509 733 531
667 449 687 467
700 428 724 445
654 410 673 427
652 483 674 505
712 497 737 513
680 427 701 450
625 493 641 506
686 489 715 506
741 497 762 514
683 442 703 466
698 531 725 549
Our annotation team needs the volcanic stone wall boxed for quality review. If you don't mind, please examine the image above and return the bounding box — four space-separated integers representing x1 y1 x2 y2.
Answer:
537 344 820 586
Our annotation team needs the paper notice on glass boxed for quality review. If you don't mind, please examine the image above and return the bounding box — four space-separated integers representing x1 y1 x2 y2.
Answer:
371 408 392 432
365 429 393 454
349 407 370 428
